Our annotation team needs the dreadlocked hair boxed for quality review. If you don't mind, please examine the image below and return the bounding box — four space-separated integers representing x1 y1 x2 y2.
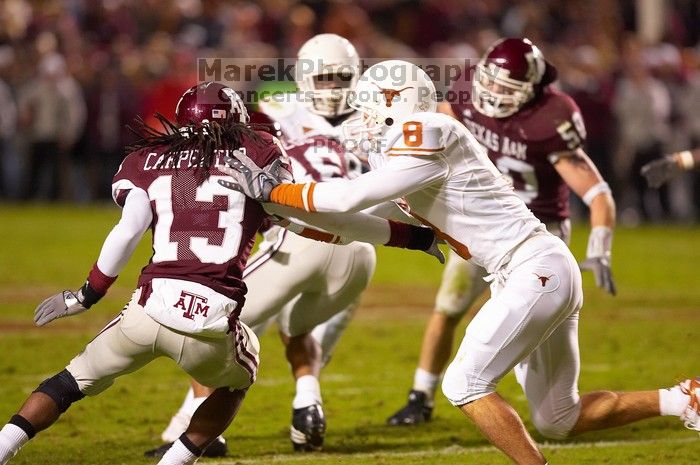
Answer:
126 113 268 184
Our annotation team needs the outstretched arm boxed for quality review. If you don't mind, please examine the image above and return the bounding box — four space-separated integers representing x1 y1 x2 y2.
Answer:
641 148 700 188
264 204 444 263
34 189 152 326
554 148 616 295
268 155 448 213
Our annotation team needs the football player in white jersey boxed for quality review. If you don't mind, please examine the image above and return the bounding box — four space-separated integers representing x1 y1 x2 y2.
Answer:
146 34 373 456
222 60 700 465
388 37 617 426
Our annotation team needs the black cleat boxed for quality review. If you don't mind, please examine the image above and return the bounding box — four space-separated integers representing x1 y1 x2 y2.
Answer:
143 437 228 458
386 389 433 426
144 443 172 459
290 404 326 452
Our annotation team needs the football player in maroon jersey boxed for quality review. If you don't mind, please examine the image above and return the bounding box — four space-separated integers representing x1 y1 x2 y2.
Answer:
0 82 442 465
388 37 618 427
641 148 700 187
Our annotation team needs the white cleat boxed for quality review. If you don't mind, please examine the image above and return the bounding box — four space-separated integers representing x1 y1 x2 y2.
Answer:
680 378 700 433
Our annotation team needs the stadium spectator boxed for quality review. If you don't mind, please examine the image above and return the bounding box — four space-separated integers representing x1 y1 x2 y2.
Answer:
84 67 139 200
0 1 698 205
18 54 72 201
0 47 17 199
613 38 672 222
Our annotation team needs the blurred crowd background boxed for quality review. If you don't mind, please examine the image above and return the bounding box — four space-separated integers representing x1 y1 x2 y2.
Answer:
0 0 699 224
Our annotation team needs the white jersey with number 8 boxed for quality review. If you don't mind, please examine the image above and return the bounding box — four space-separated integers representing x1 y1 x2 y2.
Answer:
357 111 546 273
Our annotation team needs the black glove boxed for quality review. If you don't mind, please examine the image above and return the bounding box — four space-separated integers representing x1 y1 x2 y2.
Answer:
640 155 681 188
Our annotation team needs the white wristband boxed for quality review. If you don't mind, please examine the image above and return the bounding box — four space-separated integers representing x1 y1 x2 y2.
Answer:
677 151 695 170
586 226 613 260
581 181 612 206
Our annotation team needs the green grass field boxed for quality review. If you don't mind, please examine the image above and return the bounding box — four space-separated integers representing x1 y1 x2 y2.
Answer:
1 204 699 464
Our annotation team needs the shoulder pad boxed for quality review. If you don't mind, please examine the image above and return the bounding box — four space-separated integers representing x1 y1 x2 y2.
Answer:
386 113 450 157
516 89 585 144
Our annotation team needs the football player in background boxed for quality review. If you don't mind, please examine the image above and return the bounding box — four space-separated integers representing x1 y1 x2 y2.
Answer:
146 34 379 456
388 38 619 426
223 60 700 465
0 82 443 465
641 148 700 187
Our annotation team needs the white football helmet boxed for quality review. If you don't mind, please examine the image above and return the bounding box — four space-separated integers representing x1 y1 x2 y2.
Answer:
342 59 437 141
295 33 360 118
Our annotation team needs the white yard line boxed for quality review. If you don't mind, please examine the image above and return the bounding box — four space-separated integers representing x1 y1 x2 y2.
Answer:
208 436 698 464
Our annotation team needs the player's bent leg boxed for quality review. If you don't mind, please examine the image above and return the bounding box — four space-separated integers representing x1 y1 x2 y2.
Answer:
514 315 582 440
240 232 323 330
570 390 660 436
1 301 160 464
442 235 581 463
0 370 86 464
144 380 224 459
460 393 547 465
310 304 358 367
158 388 247 465
388 253 488 426
151 320 259 461
159 382 215 444
277 242 374 451
279 332 326 451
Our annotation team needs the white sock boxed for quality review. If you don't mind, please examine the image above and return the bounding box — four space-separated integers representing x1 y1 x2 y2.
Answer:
659 383 691 417
0 424 30 464
156 439 199 465
413 368 439 404
162 388 207 443
292 375 322 409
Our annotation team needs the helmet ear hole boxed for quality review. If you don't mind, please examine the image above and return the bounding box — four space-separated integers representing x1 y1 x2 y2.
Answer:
385 117 394 126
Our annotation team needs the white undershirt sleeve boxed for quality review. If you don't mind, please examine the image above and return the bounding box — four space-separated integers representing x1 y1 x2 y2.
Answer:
96 188 153 276
264 203 392 245
311 154 448 213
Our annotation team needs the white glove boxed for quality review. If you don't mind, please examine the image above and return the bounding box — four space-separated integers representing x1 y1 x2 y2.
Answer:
218 151 286 202
34 289 89 326
425 236 446 264
578 226 616 295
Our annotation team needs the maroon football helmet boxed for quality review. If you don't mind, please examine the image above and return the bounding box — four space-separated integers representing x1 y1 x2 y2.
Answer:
472 38 557 118
175 82 248 126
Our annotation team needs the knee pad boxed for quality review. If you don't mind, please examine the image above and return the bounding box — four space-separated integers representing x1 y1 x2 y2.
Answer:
530 409 578 440
440 362 495 406
34 369 85 413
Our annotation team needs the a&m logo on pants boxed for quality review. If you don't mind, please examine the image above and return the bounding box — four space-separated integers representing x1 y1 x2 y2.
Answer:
173 291 210 320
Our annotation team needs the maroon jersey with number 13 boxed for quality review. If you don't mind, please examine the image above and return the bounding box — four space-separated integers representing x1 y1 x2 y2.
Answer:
111 131 281 309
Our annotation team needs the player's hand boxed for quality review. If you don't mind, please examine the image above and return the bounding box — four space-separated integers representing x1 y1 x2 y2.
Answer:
219 150 284 202
34 290 89 326
424 236 445 264
640 155 681 188
579 256 616 295
579 226 616 295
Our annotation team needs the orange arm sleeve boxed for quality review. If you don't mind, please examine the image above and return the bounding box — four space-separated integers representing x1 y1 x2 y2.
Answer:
269 183 317 211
